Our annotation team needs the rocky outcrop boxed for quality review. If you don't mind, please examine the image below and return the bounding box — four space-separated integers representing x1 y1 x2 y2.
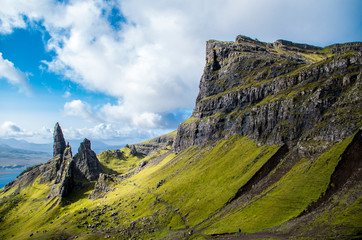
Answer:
42 125 104 200
53 122 66 157
73 138 102 181
173 36 362 152
127 132 176 156
129 144 138 156
89 173 117 199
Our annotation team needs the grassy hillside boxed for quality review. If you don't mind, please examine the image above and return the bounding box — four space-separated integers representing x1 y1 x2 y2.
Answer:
201 133 357 234
0 130 360 239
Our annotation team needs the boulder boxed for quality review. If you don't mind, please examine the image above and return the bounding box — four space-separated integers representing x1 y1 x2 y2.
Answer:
89 173 116 199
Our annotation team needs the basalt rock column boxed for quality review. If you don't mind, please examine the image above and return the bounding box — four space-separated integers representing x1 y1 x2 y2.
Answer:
53 122 66 157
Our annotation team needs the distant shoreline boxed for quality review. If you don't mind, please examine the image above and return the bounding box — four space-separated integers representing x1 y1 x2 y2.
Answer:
0 172 20 175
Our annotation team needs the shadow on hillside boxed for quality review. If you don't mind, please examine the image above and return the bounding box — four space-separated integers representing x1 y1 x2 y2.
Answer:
61 181 96 204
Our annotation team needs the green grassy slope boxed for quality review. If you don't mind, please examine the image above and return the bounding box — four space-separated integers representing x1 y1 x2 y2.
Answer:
0 131 360 239
202 133 357 235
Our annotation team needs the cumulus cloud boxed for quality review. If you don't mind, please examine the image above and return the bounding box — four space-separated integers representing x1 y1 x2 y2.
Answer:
0 53 31 94
62 122 166 145
100 102 162 128
63 99 163 129
0 121 53 143
0 0 27 34
0 121 40 140
64 99 98 121
0 121 22 134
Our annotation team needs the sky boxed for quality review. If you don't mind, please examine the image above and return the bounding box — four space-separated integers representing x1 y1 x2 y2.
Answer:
0 0 361 146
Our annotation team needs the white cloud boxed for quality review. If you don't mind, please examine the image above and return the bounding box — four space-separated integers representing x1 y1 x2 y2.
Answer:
40 0 202 116
63 91 71 98
64 100 96 121
0 121 22 134
0 121 46 141
62 122 168 145
0 119 169 146
63 123 120 140
0 53 31 94
63 99 162 128
0 121 52 143
0 0 26 34
100 102 162 128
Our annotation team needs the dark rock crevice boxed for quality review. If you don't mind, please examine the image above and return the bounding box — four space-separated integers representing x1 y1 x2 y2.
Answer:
227 144 289 204
299 130 362 216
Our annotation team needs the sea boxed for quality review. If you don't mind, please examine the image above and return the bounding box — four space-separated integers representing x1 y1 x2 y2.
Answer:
0 170 22 189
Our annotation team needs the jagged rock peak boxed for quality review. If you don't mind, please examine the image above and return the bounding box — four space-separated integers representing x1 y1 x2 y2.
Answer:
53 122 66 157
235 35 259 44
74 138 102 181
79 138 92 152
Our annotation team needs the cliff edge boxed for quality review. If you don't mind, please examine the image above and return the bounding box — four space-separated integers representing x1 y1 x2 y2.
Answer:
173 35 362 154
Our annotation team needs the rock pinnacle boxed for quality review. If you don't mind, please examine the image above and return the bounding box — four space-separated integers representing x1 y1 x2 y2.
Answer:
53 122 66 157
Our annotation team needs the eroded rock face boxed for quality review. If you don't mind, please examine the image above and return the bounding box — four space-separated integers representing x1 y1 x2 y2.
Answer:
48 146 74 198
74 138 102 181
129 144 138 156
173 36 362 152
53 122 66 157
127 133 175 156
89 173 117 199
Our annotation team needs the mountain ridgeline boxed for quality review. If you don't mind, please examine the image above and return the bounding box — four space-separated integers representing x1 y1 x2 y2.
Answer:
0 36 361 240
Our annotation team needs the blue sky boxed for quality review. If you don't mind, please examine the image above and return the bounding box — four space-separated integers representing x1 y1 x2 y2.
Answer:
0 0 361 146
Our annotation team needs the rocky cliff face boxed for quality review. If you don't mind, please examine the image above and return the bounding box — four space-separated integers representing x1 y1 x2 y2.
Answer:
127 131 176 156
173 35 362 153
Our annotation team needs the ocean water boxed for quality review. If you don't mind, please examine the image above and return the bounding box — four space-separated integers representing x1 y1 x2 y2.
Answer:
0 170 22 189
